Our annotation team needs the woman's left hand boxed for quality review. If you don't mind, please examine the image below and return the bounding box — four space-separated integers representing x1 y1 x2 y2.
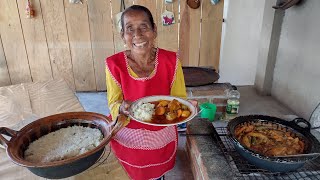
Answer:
119 100 132 116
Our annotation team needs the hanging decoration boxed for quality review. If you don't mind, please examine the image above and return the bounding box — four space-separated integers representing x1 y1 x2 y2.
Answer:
161 2 175 26
25 0 34 19
69 0 83 4
187 0 200 9
210 0 220 5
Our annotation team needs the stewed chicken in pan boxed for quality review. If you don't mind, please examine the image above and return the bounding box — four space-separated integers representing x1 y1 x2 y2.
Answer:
235 122 305 157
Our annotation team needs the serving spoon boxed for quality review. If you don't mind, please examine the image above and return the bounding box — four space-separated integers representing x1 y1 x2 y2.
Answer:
110 114 130 136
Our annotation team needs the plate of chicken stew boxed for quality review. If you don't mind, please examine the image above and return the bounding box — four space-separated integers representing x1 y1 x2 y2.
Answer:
129 96 197 126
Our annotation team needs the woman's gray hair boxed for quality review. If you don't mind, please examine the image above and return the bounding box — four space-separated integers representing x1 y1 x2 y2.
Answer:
120 5 155 31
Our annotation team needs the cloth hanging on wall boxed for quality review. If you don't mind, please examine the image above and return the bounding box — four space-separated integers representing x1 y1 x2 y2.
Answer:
114 0 126 33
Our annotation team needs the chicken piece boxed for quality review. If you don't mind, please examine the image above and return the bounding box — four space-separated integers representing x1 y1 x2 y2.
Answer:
166 112 177 121
235 126 246 137
168 99 181 111
157 100 170 107
181 110 191 118
265 146 287 156
181 104 189 110
235 125 254 137
247 132 268 141
241 135 251 148
269 130 285 142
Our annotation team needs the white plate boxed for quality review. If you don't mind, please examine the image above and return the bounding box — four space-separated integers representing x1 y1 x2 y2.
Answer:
129 95 197 126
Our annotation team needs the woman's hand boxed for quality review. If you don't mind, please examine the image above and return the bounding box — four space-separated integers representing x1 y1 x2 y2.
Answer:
188 99 198 107
119 100 132 116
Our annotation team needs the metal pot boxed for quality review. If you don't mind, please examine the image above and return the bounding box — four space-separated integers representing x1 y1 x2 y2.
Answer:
227 115 320 172
0 112 114 179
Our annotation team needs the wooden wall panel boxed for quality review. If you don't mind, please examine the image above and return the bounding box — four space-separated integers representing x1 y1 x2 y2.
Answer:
64 0 96 91
156 1 179 52
88 0 115 91
199 0 224 71
134 0 157 22
187 4 201 66
0 36 11 86
17 0 53 82
0 0 32 84
0 0 224 91
179 1 189 65
40 0 76 90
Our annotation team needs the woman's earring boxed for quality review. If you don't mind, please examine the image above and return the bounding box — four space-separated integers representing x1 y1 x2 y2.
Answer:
124 44 128 48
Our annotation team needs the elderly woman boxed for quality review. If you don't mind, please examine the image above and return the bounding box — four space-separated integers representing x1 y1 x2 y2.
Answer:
105 5 187 180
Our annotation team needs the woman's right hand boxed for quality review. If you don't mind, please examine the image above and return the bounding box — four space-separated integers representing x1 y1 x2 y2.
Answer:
119 100 132 116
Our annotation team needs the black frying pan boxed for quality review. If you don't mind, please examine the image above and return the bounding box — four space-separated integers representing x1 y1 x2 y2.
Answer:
227 115 320 172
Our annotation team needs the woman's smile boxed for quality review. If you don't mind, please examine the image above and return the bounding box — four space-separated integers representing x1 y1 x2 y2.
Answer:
133 41 147 48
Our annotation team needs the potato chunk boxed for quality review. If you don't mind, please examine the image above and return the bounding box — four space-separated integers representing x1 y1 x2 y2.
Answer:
166 112 177 121
155 106 166 115
181 110 191 117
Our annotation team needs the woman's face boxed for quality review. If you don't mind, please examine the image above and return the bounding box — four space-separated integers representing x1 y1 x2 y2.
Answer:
121 10 157 55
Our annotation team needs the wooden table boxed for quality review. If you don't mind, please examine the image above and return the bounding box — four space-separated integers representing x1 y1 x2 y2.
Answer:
0 79 129 180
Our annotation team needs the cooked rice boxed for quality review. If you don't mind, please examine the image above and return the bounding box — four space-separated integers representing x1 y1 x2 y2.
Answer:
132 102 155 121
24 126 103 163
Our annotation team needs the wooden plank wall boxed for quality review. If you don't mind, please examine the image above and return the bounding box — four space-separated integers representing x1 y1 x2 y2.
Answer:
0 36 11 86
41 0 76 90
0 0 32 85
0 0 224 91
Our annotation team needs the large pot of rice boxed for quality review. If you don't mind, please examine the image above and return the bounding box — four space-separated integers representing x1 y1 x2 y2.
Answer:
0 112 118 179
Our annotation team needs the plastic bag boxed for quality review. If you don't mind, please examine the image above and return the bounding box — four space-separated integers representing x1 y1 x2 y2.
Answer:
310 102 320 132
